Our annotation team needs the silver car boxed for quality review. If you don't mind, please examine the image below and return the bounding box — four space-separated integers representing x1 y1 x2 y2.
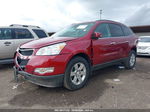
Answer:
137 36 150 56
0 24 49 64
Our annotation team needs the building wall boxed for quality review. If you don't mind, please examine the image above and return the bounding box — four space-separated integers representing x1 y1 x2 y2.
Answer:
135 32 150 37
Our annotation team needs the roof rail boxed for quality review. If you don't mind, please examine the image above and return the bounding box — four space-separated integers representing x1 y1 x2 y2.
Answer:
10 24 40 28
95 19 117 22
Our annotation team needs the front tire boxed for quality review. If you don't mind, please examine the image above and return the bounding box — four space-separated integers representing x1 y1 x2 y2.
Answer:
64 57 90 90
124 50 136 69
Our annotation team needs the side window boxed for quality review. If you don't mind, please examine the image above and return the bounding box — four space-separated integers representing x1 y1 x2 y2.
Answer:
0 28 13 39
109 24 124 37
94 23 110 37
32 29 48 38
14 29 33 39
122 25 133 36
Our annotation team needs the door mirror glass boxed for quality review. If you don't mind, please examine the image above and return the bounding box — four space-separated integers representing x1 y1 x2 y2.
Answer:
91 32 102 39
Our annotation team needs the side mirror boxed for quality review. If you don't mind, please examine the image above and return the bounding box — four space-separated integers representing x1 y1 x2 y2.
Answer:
91 32 102 39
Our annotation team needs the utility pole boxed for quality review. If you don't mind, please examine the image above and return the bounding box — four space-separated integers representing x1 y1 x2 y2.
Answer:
100 10 102 20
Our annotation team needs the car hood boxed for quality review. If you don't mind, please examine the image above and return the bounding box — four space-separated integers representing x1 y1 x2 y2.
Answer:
137 42 150 47
20 37 76 49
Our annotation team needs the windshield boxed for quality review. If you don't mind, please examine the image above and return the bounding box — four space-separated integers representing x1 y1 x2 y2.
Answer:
52 23 94 38
139 37 150 42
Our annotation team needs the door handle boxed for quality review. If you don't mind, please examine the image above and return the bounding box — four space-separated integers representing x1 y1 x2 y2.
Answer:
125 41 129 43
4 42 12 46
4 42 11 44
110 42 116 45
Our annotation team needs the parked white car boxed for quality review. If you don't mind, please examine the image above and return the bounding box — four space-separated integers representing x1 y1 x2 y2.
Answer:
137 36 150 56
0 24 49 64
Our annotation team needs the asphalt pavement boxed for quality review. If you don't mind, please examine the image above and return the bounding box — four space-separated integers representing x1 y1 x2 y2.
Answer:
0 57 150 109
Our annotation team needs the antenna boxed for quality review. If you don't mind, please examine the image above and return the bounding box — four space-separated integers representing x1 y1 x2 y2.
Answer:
100 10 102 20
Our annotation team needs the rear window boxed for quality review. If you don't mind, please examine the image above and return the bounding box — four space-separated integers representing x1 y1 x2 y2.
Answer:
14 29 33 39
109 24 124 37
122 25 133 36
32 29 47 38
0 28 13 39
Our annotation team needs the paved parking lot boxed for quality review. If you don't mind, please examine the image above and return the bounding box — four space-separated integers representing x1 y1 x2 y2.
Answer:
0 57 150 109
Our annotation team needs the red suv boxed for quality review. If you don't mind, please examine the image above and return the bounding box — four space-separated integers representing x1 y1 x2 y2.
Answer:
14 20 138 90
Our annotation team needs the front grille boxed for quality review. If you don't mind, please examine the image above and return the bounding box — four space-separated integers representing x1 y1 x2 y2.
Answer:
17 57 29 69
18 48 33 56
138 46 148 50
138 52 149 54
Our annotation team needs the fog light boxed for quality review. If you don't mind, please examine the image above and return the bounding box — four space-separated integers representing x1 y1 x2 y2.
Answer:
34 67 54 74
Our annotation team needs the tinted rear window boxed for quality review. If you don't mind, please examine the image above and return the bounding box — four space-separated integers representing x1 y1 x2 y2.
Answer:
122 25 133 36
32 29 47 38
14 29 33 39
109 24 124 37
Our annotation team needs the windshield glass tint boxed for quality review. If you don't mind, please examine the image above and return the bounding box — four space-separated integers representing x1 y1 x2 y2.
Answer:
52 23 94 38
139 37 150 42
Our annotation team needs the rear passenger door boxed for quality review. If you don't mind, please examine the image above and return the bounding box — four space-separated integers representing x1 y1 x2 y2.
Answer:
121 25 134 58
0 28 15 59
108 23 126 59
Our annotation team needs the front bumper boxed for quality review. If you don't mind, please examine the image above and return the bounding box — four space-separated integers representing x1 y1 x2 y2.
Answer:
137 48 150 56
15 53 71 76
137 52 150 56
14 66 64 87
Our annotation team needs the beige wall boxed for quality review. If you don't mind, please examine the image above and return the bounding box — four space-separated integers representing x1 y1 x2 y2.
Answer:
135 32 150 37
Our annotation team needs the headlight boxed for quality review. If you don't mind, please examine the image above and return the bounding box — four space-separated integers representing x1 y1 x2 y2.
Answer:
16 47 19 52
36 43 66 55
147 47 150 50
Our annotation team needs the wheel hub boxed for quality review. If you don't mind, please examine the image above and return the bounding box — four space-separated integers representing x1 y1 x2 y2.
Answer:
70 62 86 85
130 53 136 67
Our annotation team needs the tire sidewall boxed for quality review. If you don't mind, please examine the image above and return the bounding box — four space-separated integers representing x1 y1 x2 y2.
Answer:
125 50 136 69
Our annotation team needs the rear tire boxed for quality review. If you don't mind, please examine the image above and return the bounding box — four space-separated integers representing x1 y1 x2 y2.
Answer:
124 50 136 69
64 57 90 90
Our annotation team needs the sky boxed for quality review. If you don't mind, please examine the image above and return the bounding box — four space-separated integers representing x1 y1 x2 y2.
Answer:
0 0 150 32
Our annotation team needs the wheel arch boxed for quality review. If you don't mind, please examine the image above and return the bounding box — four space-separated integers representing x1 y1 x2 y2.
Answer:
66 52 92 71
69 53 92 65
131 47 137 55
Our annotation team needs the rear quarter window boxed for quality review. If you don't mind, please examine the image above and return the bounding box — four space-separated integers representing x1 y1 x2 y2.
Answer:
122 25 134 36
14 29 33 39
32 29 48 38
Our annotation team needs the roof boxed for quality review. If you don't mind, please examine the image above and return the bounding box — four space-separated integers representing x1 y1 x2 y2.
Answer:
130 25 150 33
10 24 40 28
96 19 117 22
0 24 43 30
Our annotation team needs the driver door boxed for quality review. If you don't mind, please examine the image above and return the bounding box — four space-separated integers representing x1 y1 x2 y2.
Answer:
92 23 117 65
